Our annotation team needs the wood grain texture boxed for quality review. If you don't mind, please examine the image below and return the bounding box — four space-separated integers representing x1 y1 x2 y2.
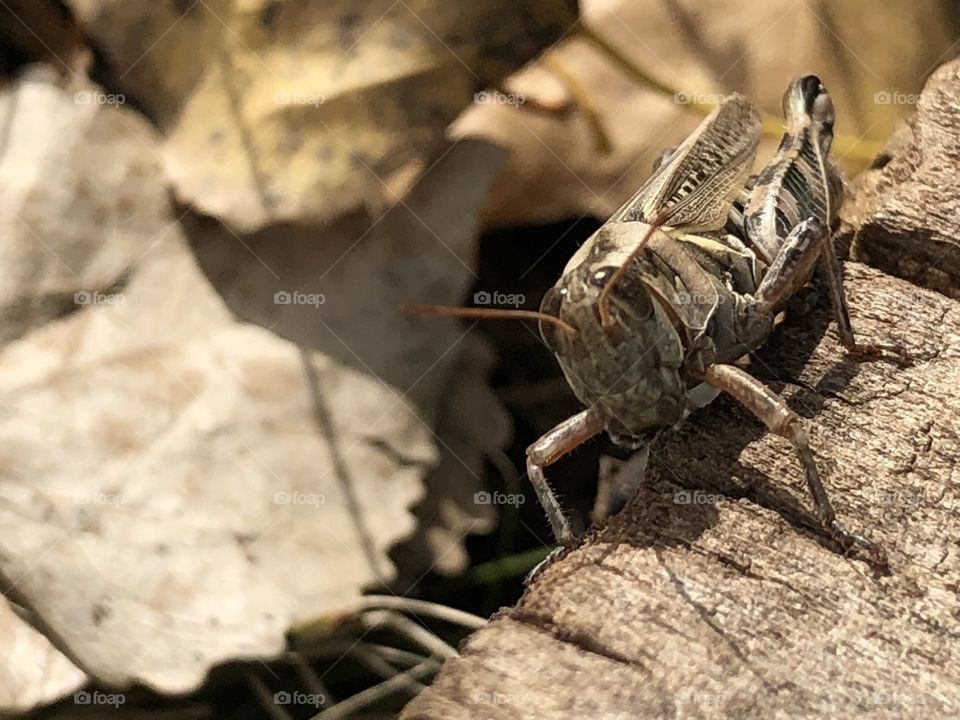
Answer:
840 59 960 299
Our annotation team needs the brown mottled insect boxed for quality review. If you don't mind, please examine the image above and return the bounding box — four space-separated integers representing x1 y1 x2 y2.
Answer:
407 76 906 563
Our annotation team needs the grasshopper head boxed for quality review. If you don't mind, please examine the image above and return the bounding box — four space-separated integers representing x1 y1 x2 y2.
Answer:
538 250 687 443
783 75 834 152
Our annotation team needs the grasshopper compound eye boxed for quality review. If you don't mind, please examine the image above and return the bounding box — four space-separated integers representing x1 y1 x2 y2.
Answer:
589 265 654 328
588 266 617 288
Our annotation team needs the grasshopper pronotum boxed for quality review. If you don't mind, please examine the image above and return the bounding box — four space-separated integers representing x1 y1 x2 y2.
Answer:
407 76 907 565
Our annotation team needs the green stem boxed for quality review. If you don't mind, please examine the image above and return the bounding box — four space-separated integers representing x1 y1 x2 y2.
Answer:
463 547 553 585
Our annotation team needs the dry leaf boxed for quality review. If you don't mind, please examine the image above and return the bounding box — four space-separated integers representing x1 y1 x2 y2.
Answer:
415 334 511 576
0 599 86 712
454 0 956 227
0 67 169 346
0 228 432 694
186 139 512 576
65 0 578 230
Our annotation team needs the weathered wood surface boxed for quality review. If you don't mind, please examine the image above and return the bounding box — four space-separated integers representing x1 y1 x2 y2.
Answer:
840 60 960 299
402 59 960 720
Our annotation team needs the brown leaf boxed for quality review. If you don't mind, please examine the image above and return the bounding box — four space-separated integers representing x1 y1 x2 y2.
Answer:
455 0 957 227
186 139 513 576
66 0 579 230
0 599 86 712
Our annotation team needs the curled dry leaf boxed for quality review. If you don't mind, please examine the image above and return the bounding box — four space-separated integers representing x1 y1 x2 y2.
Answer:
454 0 957 227
0 69 439 690
0 66 169 346
65 0 579 231
415 334 511 576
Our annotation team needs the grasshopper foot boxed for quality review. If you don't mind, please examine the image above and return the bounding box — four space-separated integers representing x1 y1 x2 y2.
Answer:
828 519 890 573
523 546 571 586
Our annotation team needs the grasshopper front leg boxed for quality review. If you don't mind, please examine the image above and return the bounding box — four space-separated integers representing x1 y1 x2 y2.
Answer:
526 408 605 545
702 363 886 566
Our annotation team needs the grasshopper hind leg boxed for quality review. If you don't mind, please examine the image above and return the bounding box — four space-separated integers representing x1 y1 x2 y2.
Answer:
817 225 910 363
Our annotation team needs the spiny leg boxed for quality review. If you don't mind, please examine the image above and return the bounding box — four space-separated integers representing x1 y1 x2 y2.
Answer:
703 363 885 565
526 408 605 545
754 217 909 364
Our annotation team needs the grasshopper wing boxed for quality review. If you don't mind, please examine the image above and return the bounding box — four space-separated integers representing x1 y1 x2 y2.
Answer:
611 95 762 231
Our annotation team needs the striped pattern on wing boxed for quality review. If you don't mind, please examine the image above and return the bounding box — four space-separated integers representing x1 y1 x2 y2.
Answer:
610 95 762 231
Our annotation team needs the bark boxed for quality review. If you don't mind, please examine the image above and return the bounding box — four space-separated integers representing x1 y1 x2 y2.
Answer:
839 59 960 299
401 60 960 720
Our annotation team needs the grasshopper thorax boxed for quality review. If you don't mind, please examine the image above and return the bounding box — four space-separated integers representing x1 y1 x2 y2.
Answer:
538 224 688 444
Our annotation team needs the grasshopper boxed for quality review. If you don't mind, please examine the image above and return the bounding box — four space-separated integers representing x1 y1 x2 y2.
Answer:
408 76 906 563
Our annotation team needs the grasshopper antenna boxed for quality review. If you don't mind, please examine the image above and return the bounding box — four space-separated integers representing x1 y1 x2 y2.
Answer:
402 304 577 337
596 216 665 328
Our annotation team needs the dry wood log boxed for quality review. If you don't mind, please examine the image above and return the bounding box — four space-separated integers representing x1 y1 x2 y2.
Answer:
839 59 960 299
401 60 960 720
